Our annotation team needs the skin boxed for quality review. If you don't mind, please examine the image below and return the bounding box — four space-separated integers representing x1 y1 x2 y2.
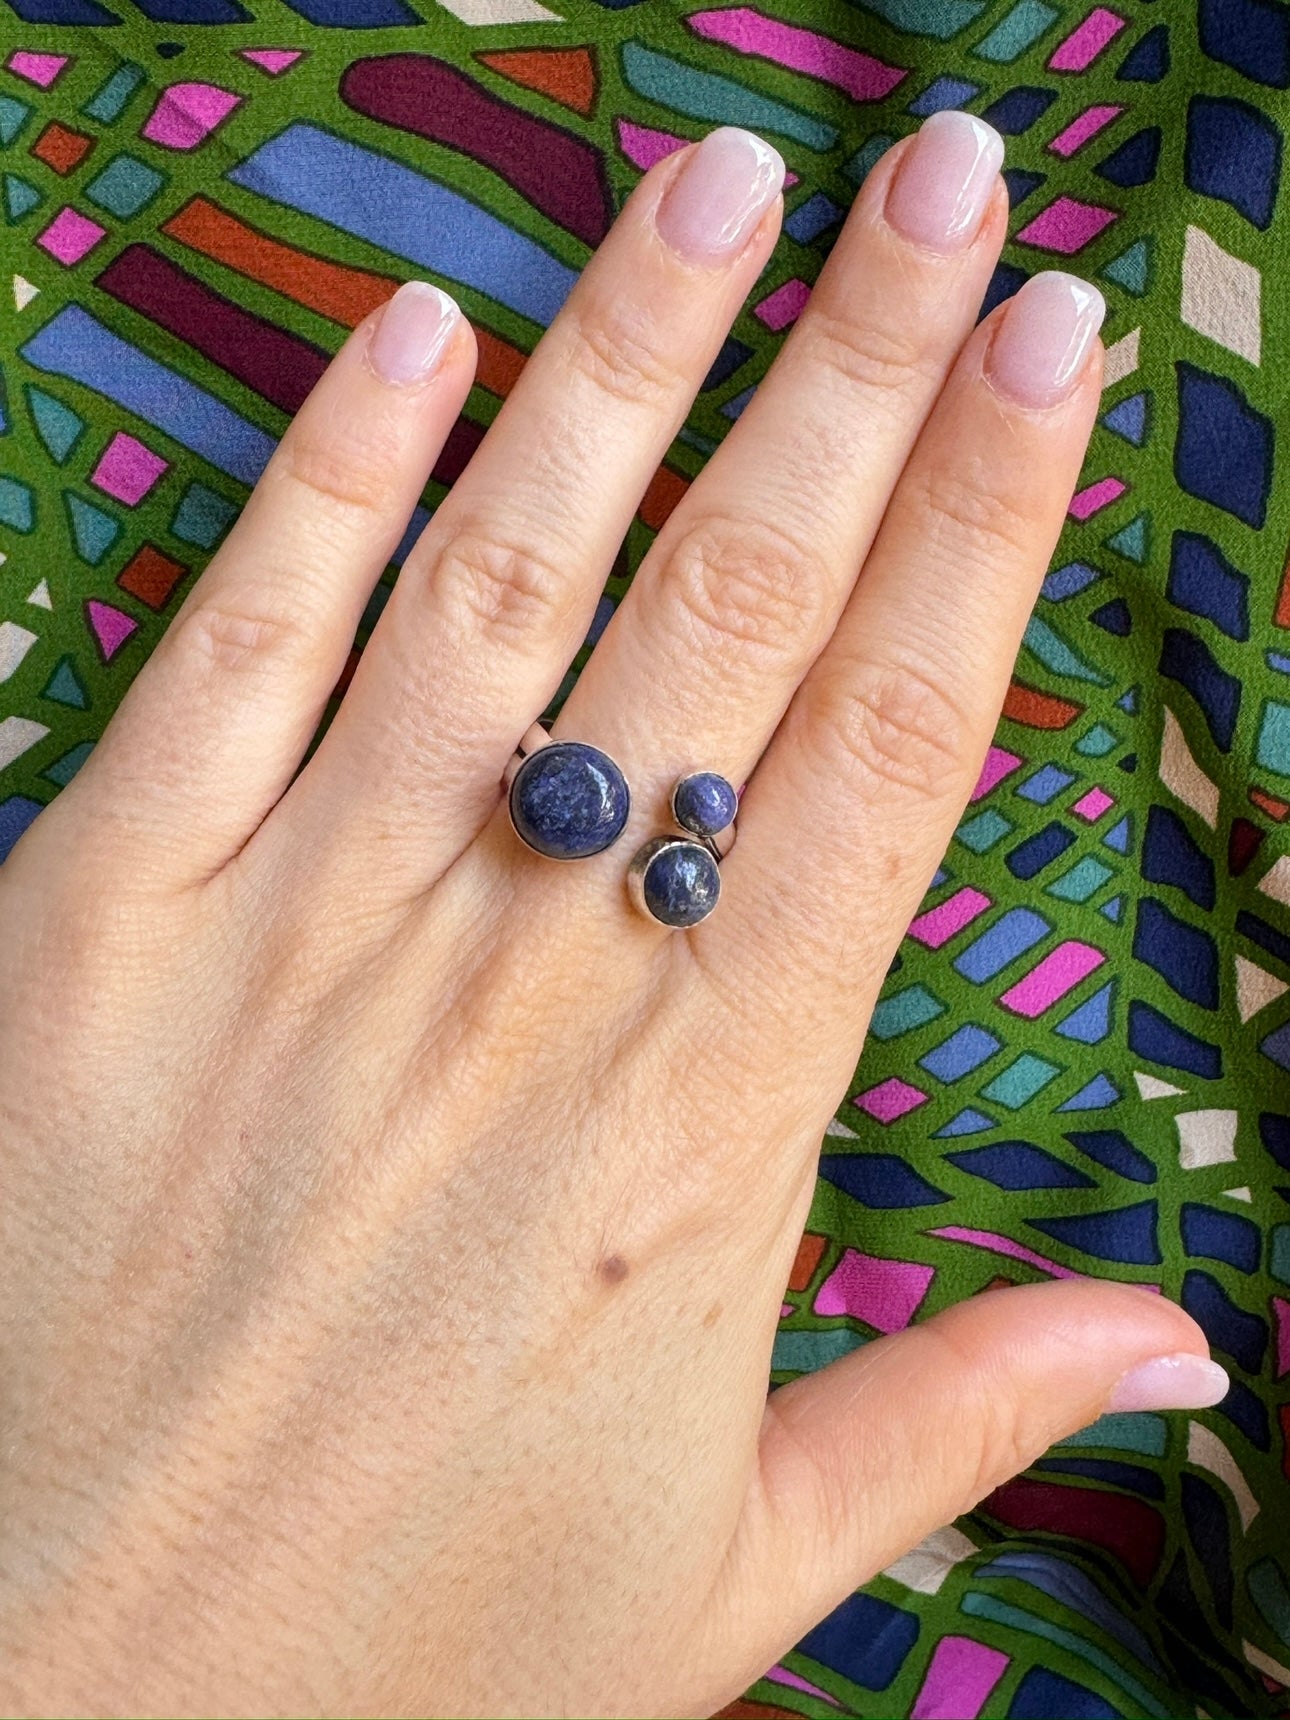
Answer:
0 134 1213 1718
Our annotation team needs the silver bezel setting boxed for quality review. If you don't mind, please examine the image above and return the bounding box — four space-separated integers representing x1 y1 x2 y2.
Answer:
627 835 722 927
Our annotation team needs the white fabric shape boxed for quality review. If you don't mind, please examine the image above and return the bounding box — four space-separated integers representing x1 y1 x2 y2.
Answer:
1160 707 1220 828
1135 1071 1185 1100
435 0 561 20
0 715 48 771
1181 224 1261 367
25 579 51 610
0 621 37 683
1101 325 1139 387
1188 1422 1259 1530
882 1525 977 1595
1236 954 1288 1023
1176 1109 1238 1170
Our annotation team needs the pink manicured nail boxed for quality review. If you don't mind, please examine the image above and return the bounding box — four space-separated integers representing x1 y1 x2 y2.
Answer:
986 271 1106 409
655 126 785 263
367 281 459 386
1107 1353 1230 1413
885 110 1004 252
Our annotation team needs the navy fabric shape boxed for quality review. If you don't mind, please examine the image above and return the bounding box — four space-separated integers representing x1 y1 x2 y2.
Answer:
1006 822 1075 879
1180 1203 1261 1274
1167 531 1249 641
980 260 1028 320
1199 0 1290 88
1090 599 1131 636
4 0 121 16
0 797 41 863
280 0 420 20
1117 23 1170 82
1064 1128 1157 1184
1185 95 1282 228
1182 1474 1235 1629
1035 1457 1164 1500
1174 362 1273 529
981 86 1056 133
1236 908 1290 968
1134 899 1219 1010
1182 1269 1268 1371
1004 168 1045 207
1008 1668 1123 1719
1142 805 1216 911
817 1153 947 1209
1028 1202 1161 1266
946 1142 1095 1190
1217 1378 1271 1451
1096 127 1162 189
130 0 251 17
795 1593 919 1692
1260 1112 1290 1171
1127 1001 1222 1078
701 337 753 391
1159 628 1241 752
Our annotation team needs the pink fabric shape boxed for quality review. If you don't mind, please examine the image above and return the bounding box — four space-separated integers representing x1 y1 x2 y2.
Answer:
1275 1297 1290 1379
7 50 68 87
689 8 906 101
854 1076 928 1123
908 886 991 950
971 744 1023 801
1072 785 1114 820
86 600 138 662
90 433 168 507
813 1247 935 1332
1049 104 1122 157
929 1226 1083 1280
142 82 242 150
37 207 106 266
1016 195 1118 254
767 1666 842 1706
1000 941 1105 1018
755 277 811 331
239 49 303 75
1048 6 1126 71
912 1637 1010 1720
1068 476 1126 520
615 119 798 185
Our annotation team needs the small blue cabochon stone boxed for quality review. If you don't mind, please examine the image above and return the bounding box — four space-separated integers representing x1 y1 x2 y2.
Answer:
643 841 721 927
672 771 737 838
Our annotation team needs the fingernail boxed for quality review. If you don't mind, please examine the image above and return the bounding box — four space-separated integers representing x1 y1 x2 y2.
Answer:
885 110 1004 252
986 271 1105 409
367 281 459 387
655 126 786 263
1107 1352 1230 1413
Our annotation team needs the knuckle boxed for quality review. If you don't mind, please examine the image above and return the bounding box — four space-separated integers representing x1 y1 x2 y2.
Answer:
565 296 688 412
803 305 940 401
430 527 575 643
273 425 396 521
661 514 830 670
914 460 1035 565
174 598 313 676
822 656 968 800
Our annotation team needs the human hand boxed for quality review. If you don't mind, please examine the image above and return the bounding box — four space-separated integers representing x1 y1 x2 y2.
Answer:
0 114 1225 1719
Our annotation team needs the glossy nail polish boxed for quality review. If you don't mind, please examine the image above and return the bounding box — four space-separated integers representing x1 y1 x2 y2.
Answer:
367 280 459 386
985 271 1106 409
1107 1352 1230 1413
655 126 786 263
885 110 1004 252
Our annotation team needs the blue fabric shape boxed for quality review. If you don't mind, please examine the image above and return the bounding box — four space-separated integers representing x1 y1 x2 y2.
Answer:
1043 561 1101 601
1035 1457 1164 1500
1175 362 1274 527
784 192 842 245
953 908 1050 981
908 75 980 115
920 1023 1000 1081
981 85 1056 133
795 1592 919 1691
1134 898 1219 1010
1217 1378 1271 1451
701 337 753 391
280 0 418 17
1059 1074 1122 1111
1006 822 1075 879
1008 1668 1122 1719
1103 391 1148 445
130 0 250 17
946 1141 1094 1190
1117 23 1170 81
1167 531 1250 641
1055 981 1114 1046
978 1551 1163 1674
1064 1129 1156 1184
1142 805 1216 911
1159 628 1241 752
1181 1474 1234 1629
1199 0 1290 88
4 0 120 15
1127 1001 1222 1078
1097 127 1161 188
1018 764 1076 804
1182 1269 1268 1370
1028 1202 1161 1266
817 1153 948 1209
0 795 42 863
1259 1019 1290 1071
935 1107 998 1137
1185 94 1282 228
1181 1203 1261 1274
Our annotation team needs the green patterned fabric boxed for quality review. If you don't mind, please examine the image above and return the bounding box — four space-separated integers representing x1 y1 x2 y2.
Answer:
1 2 1288 1715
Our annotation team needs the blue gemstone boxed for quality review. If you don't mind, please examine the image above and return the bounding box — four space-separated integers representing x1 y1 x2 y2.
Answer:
510 742 630 859
643 841 721 927
672 771 737 838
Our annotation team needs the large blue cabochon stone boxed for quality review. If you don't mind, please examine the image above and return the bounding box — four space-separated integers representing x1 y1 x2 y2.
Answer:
510 741 630 859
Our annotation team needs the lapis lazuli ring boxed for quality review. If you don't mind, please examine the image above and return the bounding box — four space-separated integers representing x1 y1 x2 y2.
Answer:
628 770 738 929
506 722 631 861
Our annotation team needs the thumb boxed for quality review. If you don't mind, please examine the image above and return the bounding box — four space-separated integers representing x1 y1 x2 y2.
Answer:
715 1279 1226 1684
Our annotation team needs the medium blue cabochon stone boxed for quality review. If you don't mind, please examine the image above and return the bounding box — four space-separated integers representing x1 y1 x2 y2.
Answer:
509 742 630 860
643 842 721 927
672 772 737 838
